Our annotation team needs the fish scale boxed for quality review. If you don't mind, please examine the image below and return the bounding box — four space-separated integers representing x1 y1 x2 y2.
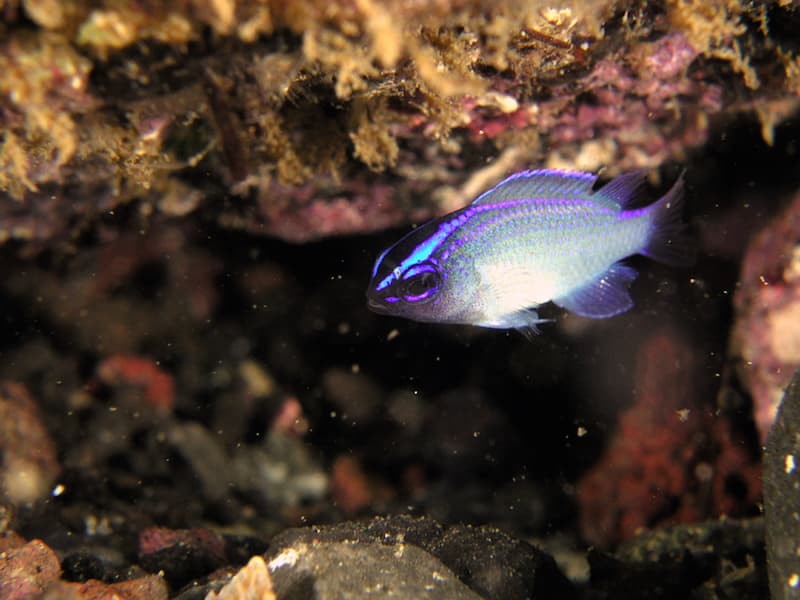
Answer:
366 168 691 334
448 201 632 298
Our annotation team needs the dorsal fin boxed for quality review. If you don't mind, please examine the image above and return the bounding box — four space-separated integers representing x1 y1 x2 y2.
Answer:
593 170 649 209
471 169 598 206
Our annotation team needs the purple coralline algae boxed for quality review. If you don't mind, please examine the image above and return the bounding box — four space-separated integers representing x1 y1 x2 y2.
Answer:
732 193 800 441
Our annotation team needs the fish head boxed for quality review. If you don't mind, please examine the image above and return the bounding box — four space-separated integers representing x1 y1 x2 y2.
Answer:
366 221 471 323
366 259 443 318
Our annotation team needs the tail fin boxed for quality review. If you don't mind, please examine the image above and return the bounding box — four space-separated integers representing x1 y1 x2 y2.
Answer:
641 171 694 266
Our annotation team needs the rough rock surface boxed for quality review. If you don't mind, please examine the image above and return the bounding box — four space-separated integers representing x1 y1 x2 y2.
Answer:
732 194 800 441
40 575 169 600
265 514 577 600
0 382 60 506
591 517 767 599
205 556 276 600
764 370 800 599
0 537 61 600
269 540 483 599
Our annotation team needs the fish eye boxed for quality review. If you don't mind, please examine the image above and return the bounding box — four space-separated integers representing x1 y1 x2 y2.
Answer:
400 265 440 303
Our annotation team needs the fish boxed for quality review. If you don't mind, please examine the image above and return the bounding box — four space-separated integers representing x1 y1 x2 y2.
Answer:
365 168 691 334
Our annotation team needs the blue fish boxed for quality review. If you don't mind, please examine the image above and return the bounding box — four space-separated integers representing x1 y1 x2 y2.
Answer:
366 168 690 333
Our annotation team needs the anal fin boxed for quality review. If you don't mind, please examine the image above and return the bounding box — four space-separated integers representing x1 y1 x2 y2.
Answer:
475 308 551 339
553 263 638 318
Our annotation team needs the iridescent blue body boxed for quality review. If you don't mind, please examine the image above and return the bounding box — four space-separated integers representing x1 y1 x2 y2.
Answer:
366 169 690 333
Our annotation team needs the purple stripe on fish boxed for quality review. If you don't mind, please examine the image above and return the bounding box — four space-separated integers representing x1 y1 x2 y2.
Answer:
377 196 615 291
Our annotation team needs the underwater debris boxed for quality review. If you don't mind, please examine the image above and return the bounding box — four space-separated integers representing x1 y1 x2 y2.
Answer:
95 355 175 413
271 396 310 437
591 517 767 597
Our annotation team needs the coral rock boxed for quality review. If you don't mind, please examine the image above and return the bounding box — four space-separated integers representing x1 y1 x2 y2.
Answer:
0 382 60 506
732 193 800 441
577 332 761 548
764 371 800 599
206 555 276 600
41 575 168 600
138 527 227 589
0 537 61 600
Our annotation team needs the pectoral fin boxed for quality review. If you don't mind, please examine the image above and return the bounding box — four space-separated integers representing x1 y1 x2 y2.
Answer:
474 263 556 336
477 263 557 311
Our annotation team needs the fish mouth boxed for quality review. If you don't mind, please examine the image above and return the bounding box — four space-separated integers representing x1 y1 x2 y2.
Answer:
367 298 389 314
